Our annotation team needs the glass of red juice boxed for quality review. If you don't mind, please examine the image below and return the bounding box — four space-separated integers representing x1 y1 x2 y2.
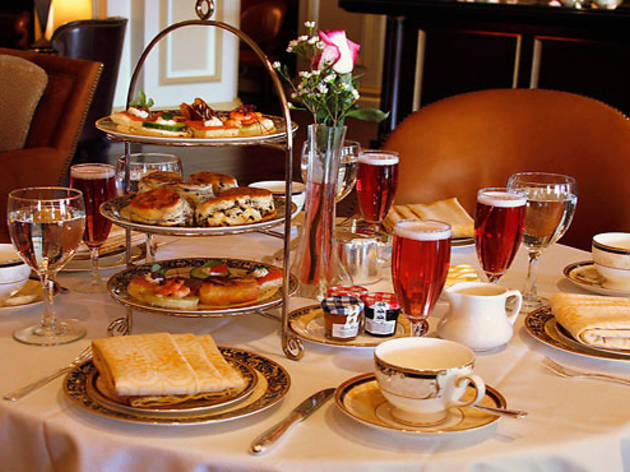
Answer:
355 150 399 232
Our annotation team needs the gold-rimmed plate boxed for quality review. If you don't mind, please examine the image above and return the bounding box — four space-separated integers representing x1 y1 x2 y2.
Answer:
63 347 290 425
86 359 258 417
335 373 505 436
107 258 297 317
100 195 297 237
96 115 297 146
451 237 475 248
64 243 146 272
288 305 411 348
524 306 630 362
0 279 59 311
563 261 630 297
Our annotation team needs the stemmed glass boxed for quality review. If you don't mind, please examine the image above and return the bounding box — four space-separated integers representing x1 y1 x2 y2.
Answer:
391 219 451 336
355 149 399 233
69 164 116 292
301 140 361 202
507 172 578 308
115 153 183 263
8 187 86 345
474 187 526 282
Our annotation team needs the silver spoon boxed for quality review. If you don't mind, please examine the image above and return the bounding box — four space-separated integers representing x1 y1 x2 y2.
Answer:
474 404 527 418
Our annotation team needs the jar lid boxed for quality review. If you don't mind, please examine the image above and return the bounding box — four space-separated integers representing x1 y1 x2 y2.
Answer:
321 295 364 315
327 285 369 298
363 292 400 309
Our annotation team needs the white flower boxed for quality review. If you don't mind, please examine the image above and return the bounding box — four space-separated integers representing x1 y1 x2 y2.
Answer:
324 74 335 83
272 61 281 69
290 92 297 99
305 21 315 28
287 101 294 108
299 71 310 78
340 82 349 90
298 35 308 42
308 36 318 45
317 83 328 94
352 89 360 99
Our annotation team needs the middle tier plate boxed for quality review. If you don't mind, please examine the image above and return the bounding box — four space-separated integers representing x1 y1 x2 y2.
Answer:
108 258 298 317
100 195 297 237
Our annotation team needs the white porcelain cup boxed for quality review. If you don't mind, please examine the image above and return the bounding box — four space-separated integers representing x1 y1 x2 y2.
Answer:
439 282 522 351
374 337 486 426
0 243 31 302
248 180 306 213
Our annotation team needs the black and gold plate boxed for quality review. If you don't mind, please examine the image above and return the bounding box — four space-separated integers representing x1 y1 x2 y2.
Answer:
63 347 290 425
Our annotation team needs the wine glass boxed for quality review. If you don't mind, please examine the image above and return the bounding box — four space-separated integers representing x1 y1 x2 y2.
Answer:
507 172 578 308
301 140 361 202
8 187 86 345
116 153 183 263
474 187 526 282
355 150 399 233
391 219 451 336
69 164 116 293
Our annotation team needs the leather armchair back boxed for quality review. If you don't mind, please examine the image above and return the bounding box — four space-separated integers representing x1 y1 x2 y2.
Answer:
383 89 630 250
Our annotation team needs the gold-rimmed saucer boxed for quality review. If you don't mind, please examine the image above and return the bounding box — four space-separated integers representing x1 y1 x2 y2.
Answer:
563 261 630 297
334 373 505 436
524 306 630 362
288 305 411 348
0 279 60 311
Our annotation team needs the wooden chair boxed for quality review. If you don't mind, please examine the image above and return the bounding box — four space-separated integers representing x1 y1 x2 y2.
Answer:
383 89 630 250
0 47 101 242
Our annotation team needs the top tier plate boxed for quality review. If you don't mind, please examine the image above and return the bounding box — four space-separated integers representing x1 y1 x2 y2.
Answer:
96 114 297 146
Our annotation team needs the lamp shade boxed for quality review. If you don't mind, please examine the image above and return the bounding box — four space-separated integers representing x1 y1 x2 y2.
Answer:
44 0 93 39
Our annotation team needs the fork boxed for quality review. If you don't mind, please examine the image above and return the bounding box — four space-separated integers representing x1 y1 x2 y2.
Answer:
3 345 93 402
542 357 630 386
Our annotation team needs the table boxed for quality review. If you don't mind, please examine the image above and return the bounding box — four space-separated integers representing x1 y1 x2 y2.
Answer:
1 233 629 471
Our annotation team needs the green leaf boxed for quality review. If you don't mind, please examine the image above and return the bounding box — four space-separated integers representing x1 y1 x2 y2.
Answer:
346 108 389 123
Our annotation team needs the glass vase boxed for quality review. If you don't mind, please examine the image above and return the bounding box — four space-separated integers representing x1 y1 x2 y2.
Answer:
291 124 349 300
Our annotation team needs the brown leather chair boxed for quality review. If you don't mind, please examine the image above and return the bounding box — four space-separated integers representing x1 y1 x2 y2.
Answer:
0 47 102 242
383 89 630 250
51 17 127 161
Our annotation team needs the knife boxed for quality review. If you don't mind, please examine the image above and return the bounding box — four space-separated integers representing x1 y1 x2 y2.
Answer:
249 387 336 455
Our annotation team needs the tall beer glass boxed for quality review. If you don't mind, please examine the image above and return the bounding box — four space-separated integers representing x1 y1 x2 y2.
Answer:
8 187 86 345
392 220 451 336
356 150 399 231
70 164 116 292
474 187 526 282
507 172 578 308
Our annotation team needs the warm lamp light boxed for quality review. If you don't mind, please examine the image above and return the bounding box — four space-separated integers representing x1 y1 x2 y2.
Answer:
44 0 93 40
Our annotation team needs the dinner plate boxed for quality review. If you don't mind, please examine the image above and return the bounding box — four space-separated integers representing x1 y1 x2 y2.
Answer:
451 237 474 248
86 359 258 417
0 279 59 311
100 195 297 237
63 347 290 425
288 305 411 348
524 306 630 362
335 373 505 436
563 261 630 297
107 257 298 317
96 114 297 146
64 244 146 272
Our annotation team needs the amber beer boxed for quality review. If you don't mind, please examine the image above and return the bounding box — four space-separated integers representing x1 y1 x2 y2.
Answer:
356 151 399 224
474 188 526 282
392 220 451 321
70 164 116 247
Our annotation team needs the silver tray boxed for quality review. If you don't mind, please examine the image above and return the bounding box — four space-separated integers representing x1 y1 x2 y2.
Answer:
63 347 290 425
96 114 297 146
107 257 297 317
100 195 296 237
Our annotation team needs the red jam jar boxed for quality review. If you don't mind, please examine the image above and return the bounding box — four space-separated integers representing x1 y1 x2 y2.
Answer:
321 295 364 341
362 292 400 337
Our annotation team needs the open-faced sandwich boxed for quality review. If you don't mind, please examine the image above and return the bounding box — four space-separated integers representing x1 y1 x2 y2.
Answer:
126 260 283 310
109 94 276 139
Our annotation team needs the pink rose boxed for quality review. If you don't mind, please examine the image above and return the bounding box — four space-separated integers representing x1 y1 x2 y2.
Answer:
315 30 360 74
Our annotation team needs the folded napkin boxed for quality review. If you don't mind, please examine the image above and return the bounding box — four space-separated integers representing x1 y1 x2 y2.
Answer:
445 264 480 287
384 197 474 238
76 225 145 257
92 332 245 406
550 292 630 350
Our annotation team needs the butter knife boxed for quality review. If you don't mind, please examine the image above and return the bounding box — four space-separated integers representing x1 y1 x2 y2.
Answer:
249 387 335 455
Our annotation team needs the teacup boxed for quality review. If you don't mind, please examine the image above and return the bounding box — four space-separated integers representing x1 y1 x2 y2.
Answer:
374 337 485 426
0 243 31 302
248 180 306 213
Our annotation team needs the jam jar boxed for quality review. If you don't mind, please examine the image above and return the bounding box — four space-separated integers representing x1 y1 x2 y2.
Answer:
326 285 368 299
321 295 364 341
362 292 400 337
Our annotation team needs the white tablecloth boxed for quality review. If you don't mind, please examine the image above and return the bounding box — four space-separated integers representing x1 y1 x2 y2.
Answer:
1 233 629 472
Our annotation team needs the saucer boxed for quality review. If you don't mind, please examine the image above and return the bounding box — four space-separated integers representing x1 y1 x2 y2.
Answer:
563 261 630 297
335 373 505 436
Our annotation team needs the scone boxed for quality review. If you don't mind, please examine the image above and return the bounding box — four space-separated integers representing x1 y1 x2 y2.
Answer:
122 187 193 226
195 187 275 227
189 171 238 194
138 171 183 193
170 181 215 206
